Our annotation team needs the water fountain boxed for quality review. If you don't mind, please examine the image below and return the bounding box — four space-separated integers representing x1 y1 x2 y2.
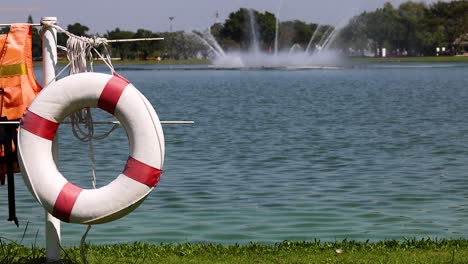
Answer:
192 9 342 69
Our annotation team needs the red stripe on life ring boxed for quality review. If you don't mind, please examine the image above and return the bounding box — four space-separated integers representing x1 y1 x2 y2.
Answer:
52 182 83 222
20 109 59 140
123 157 162 187
97 73 130 114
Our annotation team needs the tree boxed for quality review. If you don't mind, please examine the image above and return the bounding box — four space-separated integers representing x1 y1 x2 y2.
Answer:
27 15 41 59
366 3 406 55
56 22 91 47
256 11 276 50
215 8 340 53
338 12 371 55
277 21 296 50
221 8 249 48
67 23 90 37
210 23 224 41
220 8 280 50
105 28 135 60
338 0 467 56
133 29 155 60
291 20 312 48
425 1 468 54
397 2 427 55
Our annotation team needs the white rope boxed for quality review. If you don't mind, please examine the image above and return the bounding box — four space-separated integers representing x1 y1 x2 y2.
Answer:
44 61 72 88
80 225 92 264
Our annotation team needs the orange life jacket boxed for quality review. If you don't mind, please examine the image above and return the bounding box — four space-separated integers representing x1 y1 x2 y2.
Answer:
0 23 42 182
0 23 41 119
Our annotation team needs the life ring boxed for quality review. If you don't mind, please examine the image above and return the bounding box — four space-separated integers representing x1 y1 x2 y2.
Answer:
18 72 164 224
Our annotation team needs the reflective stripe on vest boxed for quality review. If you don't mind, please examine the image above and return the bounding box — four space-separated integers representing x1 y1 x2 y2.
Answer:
0 63 27 78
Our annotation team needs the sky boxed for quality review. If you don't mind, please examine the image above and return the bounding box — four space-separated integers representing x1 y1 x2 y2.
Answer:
1 0 449 34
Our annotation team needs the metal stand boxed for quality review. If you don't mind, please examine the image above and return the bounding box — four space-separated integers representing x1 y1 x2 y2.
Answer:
41 16 62 263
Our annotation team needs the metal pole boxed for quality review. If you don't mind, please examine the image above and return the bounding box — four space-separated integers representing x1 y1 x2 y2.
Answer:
41 16 61 263
106 37 164 43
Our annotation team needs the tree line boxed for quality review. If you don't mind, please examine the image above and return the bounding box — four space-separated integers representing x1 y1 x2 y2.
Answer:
209 8 335 53
211 1 467 56
338 1 467 56
6 1 466 60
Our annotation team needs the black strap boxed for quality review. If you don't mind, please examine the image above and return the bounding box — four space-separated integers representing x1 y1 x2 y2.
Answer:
3 117 19 227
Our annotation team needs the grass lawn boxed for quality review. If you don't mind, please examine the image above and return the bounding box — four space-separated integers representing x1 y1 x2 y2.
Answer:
2 239 468 263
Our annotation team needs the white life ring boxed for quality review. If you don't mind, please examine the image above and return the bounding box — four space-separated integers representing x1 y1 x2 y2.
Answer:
18 72 165 224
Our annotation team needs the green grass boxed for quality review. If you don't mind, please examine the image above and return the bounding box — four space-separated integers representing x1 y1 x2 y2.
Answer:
349 55 468 63
2 238 468 263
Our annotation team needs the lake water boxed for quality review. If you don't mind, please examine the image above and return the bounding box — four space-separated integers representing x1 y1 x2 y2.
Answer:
1 62 468 246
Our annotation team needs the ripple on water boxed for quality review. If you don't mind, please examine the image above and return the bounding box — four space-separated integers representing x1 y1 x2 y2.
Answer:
1 64 468 245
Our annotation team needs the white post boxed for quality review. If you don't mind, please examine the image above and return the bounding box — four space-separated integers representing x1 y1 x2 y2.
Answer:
41 16 61 262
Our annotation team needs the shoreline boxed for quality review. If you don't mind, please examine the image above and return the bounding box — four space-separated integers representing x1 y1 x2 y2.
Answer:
33 55 468 67
3 238 468 263
349 55 468 63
